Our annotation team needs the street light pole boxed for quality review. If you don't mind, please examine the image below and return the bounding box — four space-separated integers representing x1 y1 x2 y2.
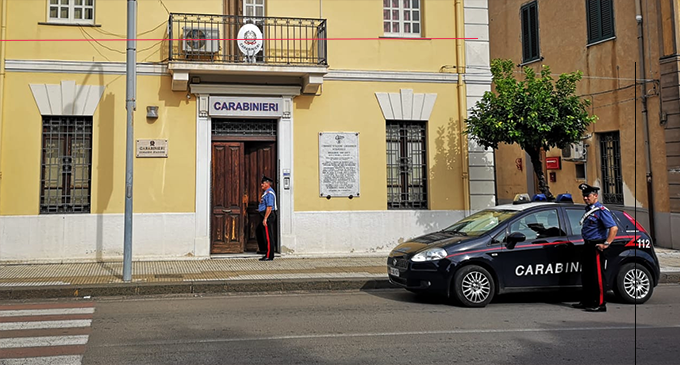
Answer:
123 0 137 282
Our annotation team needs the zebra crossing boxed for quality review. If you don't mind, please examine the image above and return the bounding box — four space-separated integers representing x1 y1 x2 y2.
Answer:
0 301 94 365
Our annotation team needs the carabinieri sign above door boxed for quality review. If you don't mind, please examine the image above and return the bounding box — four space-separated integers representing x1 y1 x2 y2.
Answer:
209 96 284 118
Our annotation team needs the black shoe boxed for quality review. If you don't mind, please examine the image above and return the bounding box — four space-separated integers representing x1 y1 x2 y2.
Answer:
571 303 587 309
259 257 273 261
584 305 607 312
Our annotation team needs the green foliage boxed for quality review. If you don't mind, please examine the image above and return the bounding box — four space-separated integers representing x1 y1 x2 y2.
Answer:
466 59 596 152
465 58 597 198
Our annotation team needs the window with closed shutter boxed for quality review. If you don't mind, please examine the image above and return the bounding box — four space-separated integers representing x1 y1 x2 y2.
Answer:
587 0 615 44
521 1 539 63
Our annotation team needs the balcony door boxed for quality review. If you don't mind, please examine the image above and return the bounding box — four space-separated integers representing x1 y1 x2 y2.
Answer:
223 0 265 63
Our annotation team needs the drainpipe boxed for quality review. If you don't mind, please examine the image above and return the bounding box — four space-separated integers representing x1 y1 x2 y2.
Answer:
454 0 470 214
0 0 7 196
636 0 656 239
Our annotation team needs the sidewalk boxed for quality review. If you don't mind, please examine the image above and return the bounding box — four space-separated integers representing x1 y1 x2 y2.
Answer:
0 249 678 300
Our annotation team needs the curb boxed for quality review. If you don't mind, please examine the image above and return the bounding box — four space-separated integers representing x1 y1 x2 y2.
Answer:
0 278 399 300
1 274 678 301
661 272 680 284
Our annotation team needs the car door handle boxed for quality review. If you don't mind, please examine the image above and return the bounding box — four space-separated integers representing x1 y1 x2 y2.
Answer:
533 240 549 244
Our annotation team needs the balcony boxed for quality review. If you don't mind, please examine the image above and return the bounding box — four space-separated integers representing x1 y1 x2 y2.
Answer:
167 13 328 93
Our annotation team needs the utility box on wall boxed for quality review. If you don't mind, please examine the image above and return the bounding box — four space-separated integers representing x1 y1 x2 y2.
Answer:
546 157 561 170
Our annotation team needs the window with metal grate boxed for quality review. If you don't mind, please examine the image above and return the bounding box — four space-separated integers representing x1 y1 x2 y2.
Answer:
212 119 277 136
386 121 427 209
40 117 93 214
599 131 623 205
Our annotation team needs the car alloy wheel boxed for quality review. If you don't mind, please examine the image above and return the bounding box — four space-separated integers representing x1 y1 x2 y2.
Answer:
462 271 491 304
623 268 650 300
453 265 495 307
616 263 653 304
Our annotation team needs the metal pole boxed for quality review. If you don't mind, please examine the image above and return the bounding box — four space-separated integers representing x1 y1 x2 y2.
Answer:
123 0 137 282
636 0 655 240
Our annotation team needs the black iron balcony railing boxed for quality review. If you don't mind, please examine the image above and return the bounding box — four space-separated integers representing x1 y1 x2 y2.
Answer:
168 13 327 66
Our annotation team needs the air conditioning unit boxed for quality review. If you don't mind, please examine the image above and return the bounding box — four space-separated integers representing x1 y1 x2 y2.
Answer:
561 141 586 161
182 28 219 55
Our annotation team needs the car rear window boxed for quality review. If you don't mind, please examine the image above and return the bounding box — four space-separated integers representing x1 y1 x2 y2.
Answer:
565 209 583 235
565 207 625 236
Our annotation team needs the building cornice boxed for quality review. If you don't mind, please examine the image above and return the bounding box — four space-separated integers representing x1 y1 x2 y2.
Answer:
5 59 168 75
325 69 458 83
6 59 465 84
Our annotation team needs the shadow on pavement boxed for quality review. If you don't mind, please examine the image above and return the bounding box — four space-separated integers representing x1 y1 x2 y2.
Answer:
364 287 626 308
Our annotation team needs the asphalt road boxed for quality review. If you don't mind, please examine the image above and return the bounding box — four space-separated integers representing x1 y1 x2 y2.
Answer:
82 285 680 365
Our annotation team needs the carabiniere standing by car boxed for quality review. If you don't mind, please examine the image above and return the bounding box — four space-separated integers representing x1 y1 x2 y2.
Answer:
573 183 618 312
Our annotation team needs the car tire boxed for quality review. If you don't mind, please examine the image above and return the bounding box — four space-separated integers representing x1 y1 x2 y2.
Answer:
616 263 653 304
452 265 495 307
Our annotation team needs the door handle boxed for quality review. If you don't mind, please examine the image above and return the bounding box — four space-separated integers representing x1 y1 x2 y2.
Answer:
222 209 232 213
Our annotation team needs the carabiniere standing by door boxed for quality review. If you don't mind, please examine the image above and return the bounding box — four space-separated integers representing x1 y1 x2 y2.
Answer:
257 175 277 261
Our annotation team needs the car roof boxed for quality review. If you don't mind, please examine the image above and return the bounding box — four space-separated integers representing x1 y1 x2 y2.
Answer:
489 202 581 211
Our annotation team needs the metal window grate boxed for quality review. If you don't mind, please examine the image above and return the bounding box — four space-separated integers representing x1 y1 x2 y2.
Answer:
600 131 623 205
386 121 427 209
40 117 93 214
212 119 277 136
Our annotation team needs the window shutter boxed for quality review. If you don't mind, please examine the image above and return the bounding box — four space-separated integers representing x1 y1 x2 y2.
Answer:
600 0 615 39
521 6 531 61
587 0 600 43
529 4 538 59
521 2 539 62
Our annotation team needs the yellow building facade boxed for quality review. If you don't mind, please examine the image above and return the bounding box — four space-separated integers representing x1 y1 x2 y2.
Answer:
0 0 493 262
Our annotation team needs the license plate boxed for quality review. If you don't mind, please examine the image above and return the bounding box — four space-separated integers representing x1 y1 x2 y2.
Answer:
389 267 400 277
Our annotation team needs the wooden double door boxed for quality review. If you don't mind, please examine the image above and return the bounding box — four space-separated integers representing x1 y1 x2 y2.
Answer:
211 139 276 254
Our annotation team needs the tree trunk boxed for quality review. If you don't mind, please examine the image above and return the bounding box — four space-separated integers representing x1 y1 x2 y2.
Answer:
526 147 554 200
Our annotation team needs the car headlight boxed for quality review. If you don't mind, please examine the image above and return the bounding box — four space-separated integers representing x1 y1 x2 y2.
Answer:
411 248 448 262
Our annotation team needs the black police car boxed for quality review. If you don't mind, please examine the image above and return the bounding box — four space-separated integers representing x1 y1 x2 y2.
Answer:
387 193 660 307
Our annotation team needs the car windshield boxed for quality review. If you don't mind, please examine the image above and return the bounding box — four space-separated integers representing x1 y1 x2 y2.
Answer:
441 209 518 236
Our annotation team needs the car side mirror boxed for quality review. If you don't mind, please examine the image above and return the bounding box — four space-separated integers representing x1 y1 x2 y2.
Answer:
506 232 526 250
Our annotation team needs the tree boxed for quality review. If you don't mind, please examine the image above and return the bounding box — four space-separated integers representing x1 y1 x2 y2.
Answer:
465 58 597 200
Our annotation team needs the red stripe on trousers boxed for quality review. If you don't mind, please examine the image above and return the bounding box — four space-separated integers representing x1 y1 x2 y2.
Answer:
265 224 271 257
596 251 604 305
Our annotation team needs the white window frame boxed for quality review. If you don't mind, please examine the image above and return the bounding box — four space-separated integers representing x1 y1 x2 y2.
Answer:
47 0 95 25
383 0 421 38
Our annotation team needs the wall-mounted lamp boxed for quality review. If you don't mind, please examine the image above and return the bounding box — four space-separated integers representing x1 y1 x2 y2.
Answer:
146 106 159 119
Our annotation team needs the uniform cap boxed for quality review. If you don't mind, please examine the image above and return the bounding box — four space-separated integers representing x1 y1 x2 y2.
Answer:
578 183 600 196
261 175 274 184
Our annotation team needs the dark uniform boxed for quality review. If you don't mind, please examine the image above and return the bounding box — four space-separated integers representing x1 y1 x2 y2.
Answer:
257 176 277 261
577 183 617 311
